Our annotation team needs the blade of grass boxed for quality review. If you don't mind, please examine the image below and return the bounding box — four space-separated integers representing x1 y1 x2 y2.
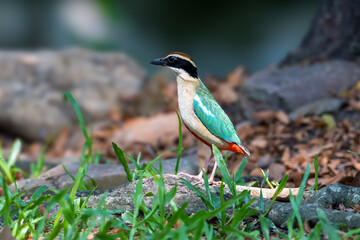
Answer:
194 190 250 222
112 142 132 182
221 226 260 239
62 164 76 182
297 163 310 205
174 111 182 175
202 168 213 206
317 208 340 240
154 202 188 239
69 156 90 202
259 170 270 213
130 175 143 240
264 174 288 216
230 198 257 228
8 139 21 168
289 190 305 238
158 158 165 222
310 155 319 191
32 139 51 178
212 144 235 196
0 154 14 183
343 227 360 238
234 157 247 185
180 178 213 210
260 168 274 189
64 92 89 142
0 176 13 226
259 215 270 240
220 178 226 225
124 152 140 169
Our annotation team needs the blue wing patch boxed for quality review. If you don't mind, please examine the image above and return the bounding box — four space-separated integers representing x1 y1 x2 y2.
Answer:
193 82 241 144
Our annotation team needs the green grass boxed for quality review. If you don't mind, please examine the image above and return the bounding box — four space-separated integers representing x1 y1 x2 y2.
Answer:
0 92 359 239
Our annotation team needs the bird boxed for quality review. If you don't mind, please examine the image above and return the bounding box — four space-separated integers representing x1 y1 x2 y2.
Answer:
151 52 250 184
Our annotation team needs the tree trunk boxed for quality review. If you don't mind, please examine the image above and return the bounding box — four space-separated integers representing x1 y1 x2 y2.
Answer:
280 0 360 66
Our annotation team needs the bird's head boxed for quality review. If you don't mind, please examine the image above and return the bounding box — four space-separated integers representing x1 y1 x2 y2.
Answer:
151 52 198 79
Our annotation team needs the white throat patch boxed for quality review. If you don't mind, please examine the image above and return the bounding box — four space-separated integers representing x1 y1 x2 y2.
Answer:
167 66 197 81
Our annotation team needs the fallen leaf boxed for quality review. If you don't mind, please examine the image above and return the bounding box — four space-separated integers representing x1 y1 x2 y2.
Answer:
320 172 345 186
290 168 303 186
276 111 290 125
338 203 346 212
304 220 312 234
281 147 290 163
351 171 360 187
252 110 276 122
213 83 238 105
251 137 268 149
327 160 341 175
353 204 360 213
226 66 249 87
350 156 360 171
236 121 254 140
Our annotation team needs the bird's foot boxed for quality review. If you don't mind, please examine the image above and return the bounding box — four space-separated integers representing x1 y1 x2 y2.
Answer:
178 172 221 186
178 172 205 185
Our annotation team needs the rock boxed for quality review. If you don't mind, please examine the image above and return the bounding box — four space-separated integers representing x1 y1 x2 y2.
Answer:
240 60 360 118
0 49 145 140
268 163 286 182
289 98 344 121
10 156 198 195
0 226 15 240
47 176 360 230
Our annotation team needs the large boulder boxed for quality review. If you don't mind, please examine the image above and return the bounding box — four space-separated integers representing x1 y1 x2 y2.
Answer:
239 60 360 118
10 156 199 195
0 49 145 140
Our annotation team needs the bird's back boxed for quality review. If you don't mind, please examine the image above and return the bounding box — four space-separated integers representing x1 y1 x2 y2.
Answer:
193 81 241 145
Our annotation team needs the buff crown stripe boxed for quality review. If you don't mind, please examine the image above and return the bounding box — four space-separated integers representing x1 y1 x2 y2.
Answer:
165 52 196 67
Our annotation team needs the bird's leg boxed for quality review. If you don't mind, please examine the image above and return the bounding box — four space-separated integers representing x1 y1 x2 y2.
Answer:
202 152 214 171
208 161 218 184
179 152 214 185
208 151 223 185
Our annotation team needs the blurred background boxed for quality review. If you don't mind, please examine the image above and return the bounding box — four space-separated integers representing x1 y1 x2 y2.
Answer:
3 0 360 191
0 0 318 76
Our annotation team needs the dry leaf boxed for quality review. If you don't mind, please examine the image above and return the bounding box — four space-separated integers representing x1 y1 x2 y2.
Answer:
338 203 346 212
281 147 291 163
353 204 360 213
320 172 345 186
252 110 276 122
276 111 290 125
251 137 268 149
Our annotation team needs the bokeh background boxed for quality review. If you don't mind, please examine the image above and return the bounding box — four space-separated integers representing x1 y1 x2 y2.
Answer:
0 0 318 75
3 0 360 192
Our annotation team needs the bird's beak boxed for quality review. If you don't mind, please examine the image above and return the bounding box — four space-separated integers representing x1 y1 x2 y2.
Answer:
150 58 166 66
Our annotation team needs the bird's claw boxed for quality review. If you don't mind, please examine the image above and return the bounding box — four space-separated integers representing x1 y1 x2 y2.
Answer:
178 172 204 182
178 172 220 186
178 172 205 185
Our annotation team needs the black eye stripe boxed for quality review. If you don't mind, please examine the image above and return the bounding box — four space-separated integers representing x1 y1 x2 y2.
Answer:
164 56 198 78
174 59 198 78
168 56 176 62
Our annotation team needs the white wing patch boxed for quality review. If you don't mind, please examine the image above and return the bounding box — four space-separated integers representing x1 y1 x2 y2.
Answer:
194 94 215 118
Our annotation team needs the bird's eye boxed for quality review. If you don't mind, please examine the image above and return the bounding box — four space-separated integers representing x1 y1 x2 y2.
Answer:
168 56 176 63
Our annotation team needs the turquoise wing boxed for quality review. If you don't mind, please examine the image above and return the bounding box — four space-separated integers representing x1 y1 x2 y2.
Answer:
193 81 241 144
